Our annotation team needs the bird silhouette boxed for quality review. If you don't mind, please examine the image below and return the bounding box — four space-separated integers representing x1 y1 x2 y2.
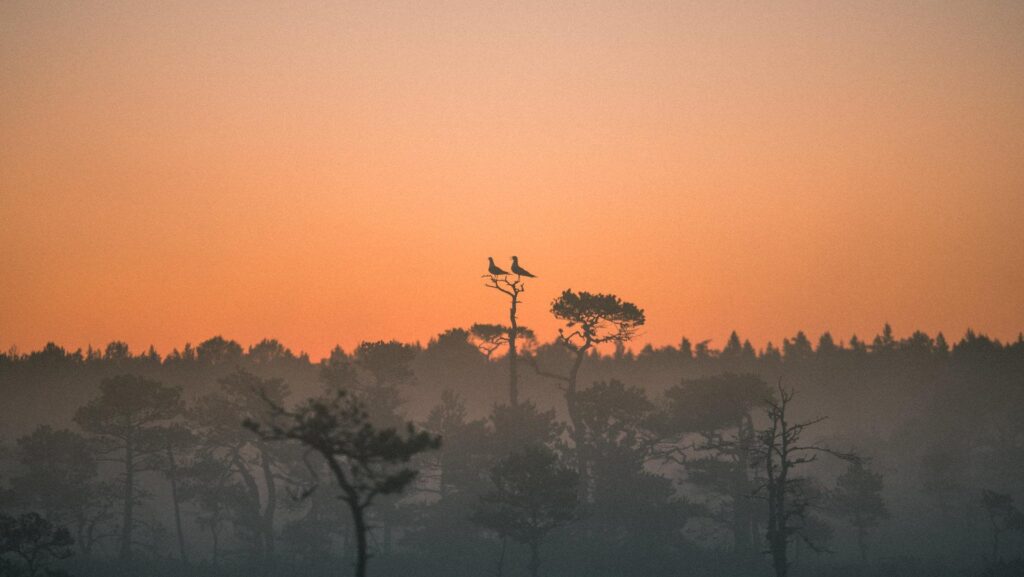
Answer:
510 256 536 278
488 257 510 276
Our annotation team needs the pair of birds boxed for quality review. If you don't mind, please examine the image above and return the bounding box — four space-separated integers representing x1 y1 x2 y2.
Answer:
488 256 536 278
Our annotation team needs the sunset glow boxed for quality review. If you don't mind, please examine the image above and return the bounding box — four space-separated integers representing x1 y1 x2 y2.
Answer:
3 2 1022 358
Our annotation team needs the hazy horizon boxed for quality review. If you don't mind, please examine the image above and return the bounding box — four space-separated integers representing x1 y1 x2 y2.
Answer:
3 322 1017 364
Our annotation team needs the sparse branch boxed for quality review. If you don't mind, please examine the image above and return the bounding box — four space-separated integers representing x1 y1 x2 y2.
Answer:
243 386 439 577
525 354 571 388
753 381 859 577
482 271 530 405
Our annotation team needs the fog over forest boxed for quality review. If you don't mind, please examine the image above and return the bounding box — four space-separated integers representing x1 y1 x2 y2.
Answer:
5 2 1023 576
1 283 1022 577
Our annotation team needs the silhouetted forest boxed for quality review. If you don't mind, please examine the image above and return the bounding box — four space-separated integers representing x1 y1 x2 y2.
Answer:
2 295 1023 576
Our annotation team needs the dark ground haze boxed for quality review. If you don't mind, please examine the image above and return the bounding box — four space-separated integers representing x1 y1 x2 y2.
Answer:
1 325 1022 577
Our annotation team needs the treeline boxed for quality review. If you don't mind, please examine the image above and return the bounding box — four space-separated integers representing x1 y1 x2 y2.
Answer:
2 325 1021 438
1 318 1023 577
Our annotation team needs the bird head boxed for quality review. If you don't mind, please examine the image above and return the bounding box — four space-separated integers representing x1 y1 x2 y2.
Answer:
512 255 519 261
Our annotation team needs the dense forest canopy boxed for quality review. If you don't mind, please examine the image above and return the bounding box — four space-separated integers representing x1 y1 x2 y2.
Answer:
1 322 1022 577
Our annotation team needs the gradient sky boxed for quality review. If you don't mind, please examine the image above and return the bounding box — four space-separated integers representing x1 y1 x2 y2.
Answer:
2 1 1023 359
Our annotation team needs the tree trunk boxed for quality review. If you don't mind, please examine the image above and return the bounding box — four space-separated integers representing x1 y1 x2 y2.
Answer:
439 452 448 500
85 511 101 557
770 530 788 577
565 347 590 503
211 524 220 564
23 552 38 577
769 477 789 575
991 523 1000 563
119 437 135 561
495 536 507 577
528 540 541 577
732 499 750 555
765 416 788 577
857 520 868 564
232 452 266 559
565 389 589 502
75 512 88 558
325 455 371 577
733 415 754 556
166 446 188 563
351 504 370 577
508 291 519 406
259 443 277 564
775 414 791 577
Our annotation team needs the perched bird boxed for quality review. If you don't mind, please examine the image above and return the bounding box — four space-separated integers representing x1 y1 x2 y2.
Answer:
488 257 510 276
510 256 536 278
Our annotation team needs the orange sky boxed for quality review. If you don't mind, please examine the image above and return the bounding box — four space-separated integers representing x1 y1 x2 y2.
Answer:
2 2 1023 359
